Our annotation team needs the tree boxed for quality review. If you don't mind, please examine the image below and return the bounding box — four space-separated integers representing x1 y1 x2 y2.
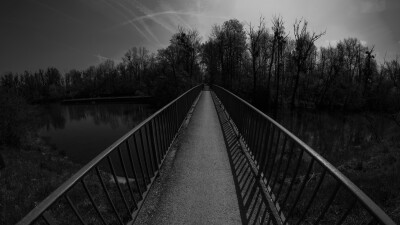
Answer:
291 19 325 108
248 16 267 102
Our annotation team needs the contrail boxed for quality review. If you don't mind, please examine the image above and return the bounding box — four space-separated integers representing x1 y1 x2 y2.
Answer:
93 54 112 63
120 11 229 26
100 0 162 46
113 0 163 46
129 0 177 34
159 2 193 30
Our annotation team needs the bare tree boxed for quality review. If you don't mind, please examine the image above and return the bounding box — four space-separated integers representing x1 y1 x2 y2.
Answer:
291 19 325 108
248 16 266 102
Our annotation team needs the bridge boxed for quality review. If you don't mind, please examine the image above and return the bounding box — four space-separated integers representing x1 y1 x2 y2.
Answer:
17 85 395 225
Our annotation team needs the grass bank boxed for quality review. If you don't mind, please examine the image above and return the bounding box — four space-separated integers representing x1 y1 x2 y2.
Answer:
0 137 81 225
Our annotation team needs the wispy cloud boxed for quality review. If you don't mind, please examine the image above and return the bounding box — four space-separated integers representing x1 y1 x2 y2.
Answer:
131 1 177 34
100 0 163 46
113 0 163 45
94 54 112 63
119 10 229 27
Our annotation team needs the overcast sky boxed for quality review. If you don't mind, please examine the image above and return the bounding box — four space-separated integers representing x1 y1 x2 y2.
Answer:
1 0 399 74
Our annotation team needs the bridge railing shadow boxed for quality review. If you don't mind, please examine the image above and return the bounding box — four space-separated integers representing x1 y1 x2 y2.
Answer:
211 85 395 225
17 84 203 225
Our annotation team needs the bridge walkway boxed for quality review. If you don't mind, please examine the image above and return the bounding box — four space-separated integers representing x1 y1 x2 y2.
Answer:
134 90 242 224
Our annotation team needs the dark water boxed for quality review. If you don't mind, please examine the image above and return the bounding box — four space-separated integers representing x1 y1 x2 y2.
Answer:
38 103 154 164
274 110 400 166
37 102 400 168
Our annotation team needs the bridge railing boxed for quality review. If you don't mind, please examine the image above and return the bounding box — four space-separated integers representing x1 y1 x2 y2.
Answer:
18 84 203 225
211 85 395 225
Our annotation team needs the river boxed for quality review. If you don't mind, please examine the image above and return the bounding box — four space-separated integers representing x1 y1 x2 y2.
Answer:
38 103 154 164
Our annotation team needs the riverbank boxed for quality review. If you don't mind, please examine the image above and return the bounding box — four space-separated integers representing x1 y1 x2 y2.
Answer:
0 137 81 225
338 139 400 223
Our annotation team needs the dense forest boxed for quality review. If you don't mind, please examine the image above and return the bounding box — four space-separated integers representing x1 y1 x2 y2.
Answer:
2 16 400 148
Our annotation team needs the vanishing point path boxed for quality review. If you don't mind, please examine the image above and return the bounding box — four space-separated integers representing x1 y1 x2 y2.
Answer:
134 89 242 224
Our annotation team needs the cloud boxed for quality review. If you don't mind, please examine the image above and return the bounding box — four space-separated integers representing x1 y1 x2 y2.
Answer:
100 0 163 46
321 40 339 47
360 40 368 46
94 54 111 63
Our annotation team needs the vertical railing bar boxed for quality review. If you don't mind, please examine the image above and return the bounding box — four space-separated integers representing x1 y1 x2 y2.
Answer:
284 157 315 223
248 112 256 151
150 119 160 166
117 147 137 208
169 107 174 144
313 182 341 225
267 135 287 190
174 101 179 134
257 122 272 168
280 148 305 210
295 168 327 225
65 195 87 225
266 130 281 183
160 112 167 155
260 125 276 175
275 142 295 201
107 156 131 215
246 110 253 145
95 167 124 225
133 134 148 187
155 114 163 158
250 114 261 157
142 125 155 177
139 128 153 178
148 121 159 171
270 135 287 188
255 121 267 165
81 179 108 225
253 117 264 161
165 107 172 147
335 198 357 225
126 140 143 197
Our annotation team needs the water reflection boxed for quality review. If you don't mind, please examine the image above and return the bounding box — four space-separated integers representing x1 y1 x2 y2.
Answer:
38 103 154 164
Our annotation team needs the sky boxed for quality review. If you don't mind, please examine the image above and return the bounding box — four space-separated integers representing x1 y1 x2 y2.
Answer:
1 0 400 74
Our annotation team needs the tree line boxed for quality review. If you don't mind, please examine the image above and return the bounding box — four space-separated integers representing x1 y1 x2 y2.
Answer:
2 16 400 117
0 27 203 105
202 17 400 116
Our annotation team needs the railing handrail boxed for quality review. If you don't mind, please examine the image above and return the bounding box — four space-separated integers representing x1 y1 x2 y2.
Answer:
18 84 203 225
212 84 395 225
